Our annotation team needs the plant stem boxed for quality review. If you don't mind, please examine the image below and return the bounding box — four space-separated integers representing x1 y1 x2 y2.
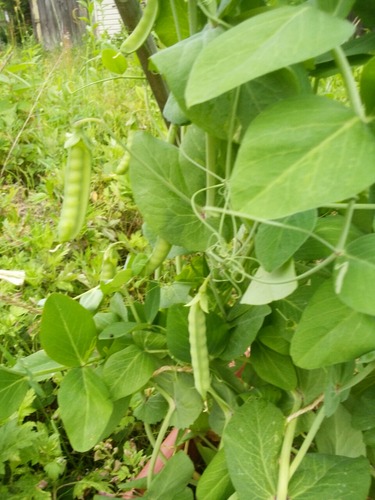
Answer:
332 46 365 121
288 406 326 479
123 287 141 323
335 198 356 252
206 134 218 208
147 388 176 488
188 0 198 35
170 0 182 41
276 392 301 500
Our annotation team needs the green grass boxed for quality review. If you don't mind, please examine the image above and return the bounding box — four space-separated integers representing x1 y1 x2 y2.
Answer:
0 37 163 497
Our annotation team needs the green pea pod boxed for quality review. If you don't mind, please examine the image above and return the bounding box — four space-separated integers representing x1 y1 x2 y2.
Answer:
142 236 172 276
58 135 92 242
120 0 159 55
116 131 134 175
188 299 210 400
100 248 118 282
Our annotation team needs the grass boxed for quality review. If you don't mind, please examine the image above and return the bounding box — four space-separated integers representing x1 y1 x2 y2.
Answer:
0 37 164 497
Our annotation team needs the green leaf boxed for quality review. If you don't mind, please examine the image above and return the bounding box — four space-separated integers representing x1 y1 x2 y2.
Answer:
40 293 97 367
255 210 317 272
230 96 375 220
152 30 303 139
334 234 375 315
58 367 113 452
288 454 371 499
196 448 235 500
144 451 194 500
223 399 284 499
241 260 298 305
251 342 297 390
315 404 366 457
166 304 192 363
133 393 168 424
103 345 156 399
129 132 217 251
313 0 355 17
351 387 375 431
154 0 190 46
185 5 353 105
155 372 203 428
101 48 128 74
295 215 364 261
221 305 270 361
12 350 64 381
291 280 375 369
0 368 29 421
258 325 290 355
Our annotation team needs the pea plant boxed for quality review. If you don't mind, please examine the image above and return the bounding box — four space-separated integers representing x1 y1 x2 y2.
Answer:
3 0 375 498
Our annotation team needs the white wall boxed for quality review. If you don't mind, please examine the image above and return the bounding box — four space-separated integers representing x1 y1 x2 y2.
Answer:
94 0 122 36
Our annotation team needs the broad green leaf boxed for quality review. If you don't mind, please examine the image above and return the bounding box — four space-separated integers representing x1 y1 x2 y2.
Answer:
129 132 217 251
160 282 191 308
351 387 375 430
251 342 297 390
12 350 64 381
315 404 366 457
258 325 290 355
40 293 97 367
0 368 29 421
154 0 190 46
167 304 229 362
99 396 130 441
296 367 330 405
133 393 168 424
166 304 191 363
58 367 113 452
185 5 353 105
230 96 375 220
152 30 303 139
291 280 375 369
101 48 127 74
155 372 203 428
295 215 364 261
334 234 375 315
103 345 156 399
353 0 375 28
323 363 354 417
241 260 297 305
144 281 160 323
98 321 138 340
313 0 355 17
255 210 317 271
288 454 371 499
196 448 235 500
221 305 270 360
223 399 284 499
145 451 194 500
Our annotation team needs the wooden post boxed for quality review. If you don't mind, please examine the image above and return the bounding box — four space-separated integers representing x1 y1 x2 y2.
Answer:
114 0 169 116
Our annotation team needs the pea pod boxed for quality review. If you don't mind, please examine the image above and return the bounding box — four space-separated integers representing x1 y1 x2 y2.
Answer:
116 131 134 175
142 236 172 276
120 0 159 55
58 134 92 242
100 247 119 283
188 297 210 400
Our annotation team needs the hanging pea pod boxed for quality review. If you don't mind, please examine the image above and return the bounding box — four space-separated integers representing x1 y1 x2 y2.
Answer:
142 236 172 276
58 132 92 242
116 131 135 175
187 290 211 400
120 0 159 55
100 247 119 283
